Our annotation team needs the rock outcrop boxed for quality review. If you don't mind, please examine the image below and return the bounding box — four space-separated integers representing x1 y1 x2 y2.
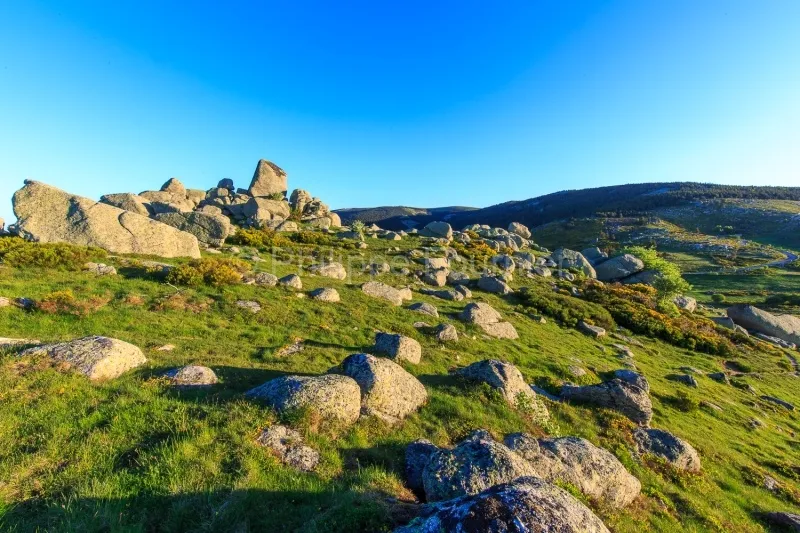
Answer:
727 304 800 346
248 159 288 197
561 379 653 425
20 336 147 380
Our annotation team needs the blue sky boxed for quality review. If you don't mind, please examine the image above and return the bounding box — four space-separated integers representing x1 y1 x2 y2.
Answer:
1 1 799 223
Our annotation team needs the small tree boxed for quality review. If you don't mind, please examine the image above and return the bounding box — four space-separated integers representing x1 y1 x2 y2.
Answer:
351 219 366 237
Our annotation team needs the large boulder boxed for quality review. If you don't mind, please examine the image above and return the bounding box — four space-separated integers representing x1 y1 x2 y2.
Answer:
340 353 427 422
727 304 800 346
594 254 645 282
456 360 547 420
581 247 608 266
419 221 453 240
20 336 146 380
99 193 152 217
239 197 291 223
245 374 361 426
248 159 288 197
633 428 701 472
13 181 200 258
477 275 513 295
361 281 404 306
458 303 518 339
152 211 231 246
289 189 312 213
551 248 596 278
561 379 653 426
374 333 422 364
505 434 641 508
422 430 535 502
621 269 660 286
507 222 531 239
396 476 610 533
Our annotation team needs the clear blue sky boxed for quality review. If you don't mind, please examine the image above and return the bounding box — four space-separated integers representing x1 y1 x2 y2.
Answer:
1 1 799 223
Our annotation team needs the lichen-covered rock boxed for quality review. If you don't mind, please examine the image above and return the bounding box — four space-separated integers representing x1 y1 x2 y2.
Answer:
561 379 652 425
20 336 146 380
727 304 800 346
248 159 288 197
83 262 117 276
551 248 596 278
422 430 535 502
374 333 422 364
362 281 403 306
613 369 650 392
309 287 340 302
99 192 152 217
507 222 531 239
256 425 320 472
152 211 231 246
13 181 200 258
309 262 347 280
594 254 644 282
245 374 361 426
278 274 302 289
581 247 608 266
459 302 502 325
674 295 697 313
419 221 453 240
396 476 610 533
633 428 701 472
435 323 458 343
765 512 800 532
246 272 278 286
340 353 427 422
505 434 641 508
477 276 513 295
405 439 440 495
408 302 439 318
164 365 218 387
456 360 547 419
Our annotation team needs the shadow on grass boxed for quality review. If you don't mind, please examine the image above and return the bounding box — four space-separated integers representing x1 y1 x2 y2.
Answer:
0 487 409 533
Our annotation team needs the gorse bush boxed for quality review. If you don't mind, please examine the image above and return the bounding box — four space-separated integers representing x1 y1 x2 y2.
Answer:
452 240 496 264
36 289 111 316
166 258 249 287
520 284 614 329
227 228 290 249
584 284 736 355
0 237 106 270
623 245 690 299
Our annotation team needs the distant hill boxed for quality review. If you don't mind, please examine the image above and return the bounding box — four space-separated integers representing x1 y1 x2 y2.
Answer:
335 182 800 241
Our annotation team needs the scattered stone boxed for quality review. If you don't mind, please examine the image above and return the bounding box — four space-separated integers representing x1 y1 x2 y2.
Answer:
422 430 536 502
152 211 231 246
456 360 548 418
361 281 403 306
435 324 459 343
83 262 117 276
278 274 302 289
708 372 730 384
667 374 698 388
164 365 218 387
505 433 641 508
309 262 347 280
155 344 175 351
245 374 361 426
275 339 305 357
761 395 795 411
422 269 448 287
20 336 147 380
247 272 278 286
373 332 422 364
459 302 502 325
420 288 463 301
255 425 320 472
309 287 340 302
633 428 701 472
613 369 649 392
408 302 438 318
236 300 261 313
340 353 427 422
561 379 653 426
580 247 608 266
396 476 610 533
477 275 513 295
578 321 606 338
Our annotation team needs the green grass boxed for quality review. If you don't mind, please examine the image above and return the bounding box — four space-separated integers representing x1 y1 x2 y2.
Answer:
688 270 800 315
0 235 799 532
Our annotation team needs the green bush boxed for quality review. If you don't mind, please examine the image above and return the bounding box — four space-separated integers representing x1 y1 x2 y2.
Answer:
520 285 614 329
711 294 727 304
623 246 690 299
227 228 290 249
166 258 249 287
0 237 107 270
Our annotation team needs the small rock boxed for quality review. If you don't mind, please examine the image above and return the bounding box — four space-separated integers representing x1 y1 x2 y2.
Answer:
374 332 422 364
578 321 606 338
408 302 439 318
278 274 302 289
236 300 261 313
309 287 340 302
164 365 218 387
435 323 459 343
255 425 320 472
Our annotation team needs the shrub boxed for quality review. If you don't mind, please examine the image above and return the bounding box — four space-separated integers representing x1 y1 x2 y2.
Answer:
290 231 335 246
711 294 727 304
227 228 291 249
623 245 690 299
520 285 614 329
36 289 111 316
166 258 249 287
350 220 366 237
0 237 106 270
452 240 496 264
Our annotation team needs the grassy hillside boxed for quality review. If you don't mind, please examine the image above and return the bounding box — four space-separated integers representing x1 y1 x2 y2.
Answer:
0 232 799 532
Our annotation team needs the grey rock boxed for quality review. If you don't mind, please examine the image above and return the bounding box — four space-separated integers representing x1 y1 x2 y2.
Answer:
727 304 800 346
673 295 697 313
256 425 320 472
20 336 146 380
362 281 404 306
278 274 302 289
581 247 608 266
236 300 262 313
14 181 200 258
551 248 596 278
507 222 531 239
578 321 606 338
613 369 650 392
419 221 453 240
340 353 427 422
633 428 701 472
309 287 340 303
561 379 653 425
765 512 800 532
405 439 439 495
667 374 698 387
152 211 231 246
308 262 347 280
408 302 439 318
245 374 361 426
246 272 278 286
164 365 218 387
435 324 459 343
248 159 288 197
477 275 513 295
761 395 795 411
83 262 117 276
99 193 152 217
456 360 547 418
396 476 610 533
459 302 502 325
374 332 422 364
594 254 644 282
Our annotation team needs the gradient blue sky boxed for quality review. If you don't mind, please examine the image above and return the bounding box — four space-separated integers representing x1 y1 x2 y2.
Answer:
1 1 799 223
